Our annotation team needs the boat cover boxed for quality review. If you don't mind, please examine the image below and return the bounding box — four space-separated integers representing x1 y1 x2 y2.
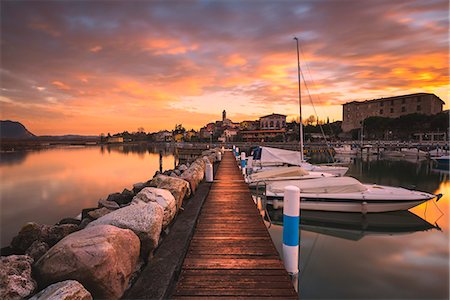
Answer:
249 166 309 181
258 146 303 166
268 176 367 194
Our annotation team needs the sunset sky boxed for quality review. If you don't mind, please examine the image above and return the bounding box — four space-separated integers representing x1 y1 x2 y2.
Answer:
1 0 448 135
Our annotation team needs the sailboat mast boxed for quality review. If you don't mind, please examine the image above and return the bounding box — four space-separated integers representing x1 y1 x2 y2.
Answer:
294 37 304 161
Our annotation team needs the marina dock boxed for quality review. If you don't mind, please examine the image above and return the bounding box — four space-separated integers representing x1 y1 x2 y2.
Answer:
172 151 297 298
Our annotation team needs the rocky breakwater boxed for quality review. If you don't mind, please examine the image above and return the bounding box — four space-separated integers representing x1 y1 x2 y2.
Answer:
0 147 223 299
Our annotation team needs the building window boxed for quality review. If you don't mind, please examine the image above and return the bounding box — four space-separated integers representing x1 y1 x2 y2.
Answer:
270 121 274 127
417 98 421 103
402 107 406 112
402 99 405 104
391 100 394 105
380 102 384 107
390 108 394 113
276 121 280 128
380 109 383 114
417 105 421 111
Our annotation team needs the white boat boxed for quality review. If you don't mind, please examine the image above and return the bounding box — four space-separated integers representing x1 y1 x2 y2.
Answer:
251 146 348 176
382 148 427 158
264 176 439 213
334 144 358 155
246 166 335 186
400 148 427 157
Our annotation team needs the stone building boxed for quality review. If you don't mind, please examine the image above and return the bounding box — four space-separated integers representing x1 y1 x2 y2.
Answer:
342 93 444 132
259 113 287 130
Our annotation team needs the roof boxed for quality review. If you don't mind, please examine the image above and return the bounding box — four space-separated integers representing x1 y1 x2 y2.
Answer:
343 93 444 106
260 113 287 119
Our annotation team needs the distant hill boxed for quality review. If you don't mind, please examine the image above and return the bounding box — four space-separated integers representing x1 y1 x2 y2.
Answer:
0 120 36 139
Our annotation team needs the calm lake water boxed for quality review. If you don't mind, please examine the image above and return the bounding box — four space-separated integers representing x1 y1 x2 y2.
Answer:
0 144 175 247
264 155 449 299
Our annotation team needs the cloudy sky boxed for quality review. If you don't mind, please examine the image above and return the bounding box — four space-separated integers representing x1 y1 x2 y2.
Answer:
1 0 448 135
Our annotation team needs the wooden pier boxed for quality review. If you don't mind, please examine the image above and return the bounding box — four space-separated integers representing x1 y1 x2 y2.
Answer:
172 151 297 299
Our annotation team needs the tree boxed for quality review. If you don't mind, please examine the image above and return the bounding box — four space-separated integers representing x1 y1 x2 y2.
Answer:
305 115 316 125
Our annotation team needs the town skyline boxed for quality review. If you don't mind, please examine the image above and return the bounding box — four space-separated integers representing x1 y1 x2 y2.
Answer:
1 0 448 135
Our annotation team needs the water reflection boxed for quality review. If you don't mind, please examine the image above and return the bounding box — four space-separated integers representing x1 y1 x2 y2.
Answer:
265 157 449 299
0 145 175 247
266 207 439 241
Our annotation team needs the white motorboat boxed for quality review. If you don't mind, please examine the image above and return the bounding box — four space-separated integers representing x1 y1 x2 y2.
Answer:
400 148 427 157
251 146 348 176
246 166 335 187
263 176 440 213
334 144 358 155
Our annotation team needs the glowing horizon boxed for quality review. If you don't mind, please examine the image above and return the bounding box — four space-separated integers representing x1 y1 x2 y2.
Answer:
1 0 448 135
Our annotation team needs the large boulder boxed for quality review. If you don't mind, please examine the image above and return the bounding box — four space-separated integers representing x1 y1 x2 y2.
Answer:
180 158 206 193
25 241 49 262
148 174 191 208
30 280 92 300
87 207 113 220
0 255 36 299
132 187 177 228
87 202 163 259
11 223 79 253
34 225 139 300
98 198 120 210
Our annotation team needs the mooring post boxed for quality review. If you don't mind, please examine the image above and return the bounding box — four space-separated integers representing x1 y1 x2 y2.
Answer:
240 152 246 175
283 186 300 276
217 151 222 161
205 162 213 182
235 147 240 160
159 150 163 173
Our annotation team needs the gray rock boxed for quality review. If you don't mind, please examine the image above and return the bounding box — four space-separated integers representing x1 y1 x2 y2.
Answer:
180 158 206 193
132 183 145 194
81 208 97 220
11 223 79 253
0 255 36 299
148 174 191 209
87 202 163 260
121 188 135 202
87 207 113 220
57 218 81 226
98 198 120 210
78 218 92 229
173 169 181 176
30 280 92 300
169 172 179 178
132 187 177 228
178 164 188 172
35 225 140 300
25 241 49 262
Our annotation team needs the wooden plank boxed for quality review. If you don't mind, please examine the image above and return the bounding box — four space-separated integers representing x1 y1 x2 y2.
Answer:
173 151 297 298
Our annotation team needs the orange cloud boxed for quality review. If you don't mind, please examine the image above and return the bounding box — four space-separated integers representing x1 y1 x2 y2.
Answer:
144 38 198 55
51 81 71 90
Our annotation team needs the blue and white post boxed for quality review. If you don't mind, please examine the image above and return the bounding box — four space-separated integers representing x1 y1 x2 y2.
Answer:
240 152 247 175
235 147 240 160
283 186 300 276
232 145 236 156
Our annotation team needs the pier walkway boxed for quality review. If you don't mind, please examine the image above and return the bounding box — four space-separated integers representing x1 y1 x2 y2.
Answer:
172 151 297 298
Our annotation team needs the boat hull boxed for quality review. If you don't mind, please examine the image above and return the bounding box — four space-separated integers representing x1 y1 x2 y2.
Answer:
267 197 430 213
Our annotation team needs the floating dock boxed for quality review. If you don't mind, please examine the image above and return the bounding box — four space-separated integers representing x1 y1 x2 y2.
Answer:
172 151 297 298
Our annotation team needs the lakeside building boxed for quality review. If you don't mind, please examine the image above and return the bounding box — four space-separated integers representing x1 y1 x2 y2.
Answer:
342 93 444 132
106 136 124 143
154 130 172 142
260 113 287 130
241 129 286 142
